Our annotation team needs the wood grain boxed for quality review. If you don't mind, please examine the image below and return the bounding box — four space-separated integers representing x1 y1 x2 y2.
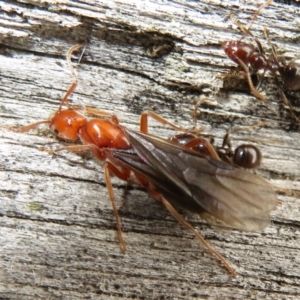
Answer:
0 0 300 299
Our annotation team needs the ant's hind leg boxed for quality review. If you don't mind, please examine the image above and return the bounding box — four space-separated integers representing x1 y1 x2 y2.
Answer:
149 188 236 277
183 137 220 160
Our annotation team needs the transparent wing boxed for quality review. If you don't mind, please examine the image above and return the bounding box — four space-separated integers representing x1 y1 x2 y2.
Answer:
115 129 277 232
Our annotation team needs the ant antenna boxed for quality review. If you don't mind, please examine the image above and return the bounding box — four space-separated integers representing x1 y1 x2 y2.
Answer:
246 0 273 34
67 44 84 80
59 44 84 111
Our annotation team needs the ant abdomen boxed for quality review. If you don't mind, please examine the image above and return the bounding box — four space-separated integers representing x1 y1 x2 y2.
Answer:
279 63 300 91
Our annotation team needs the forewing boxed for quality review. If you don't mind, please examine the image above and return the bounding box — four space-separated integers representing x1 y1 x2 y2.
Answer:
111 148 202 211
123 129 277 231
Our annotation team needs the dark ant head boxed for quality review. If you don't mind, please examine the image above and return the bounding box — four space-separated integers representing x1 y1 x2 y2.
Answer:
233 144 262 169
222 41 254 65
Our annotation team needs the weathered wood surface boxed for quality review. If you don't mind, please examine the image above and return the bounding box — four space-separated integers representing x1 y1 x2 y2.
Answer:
0 0 300 299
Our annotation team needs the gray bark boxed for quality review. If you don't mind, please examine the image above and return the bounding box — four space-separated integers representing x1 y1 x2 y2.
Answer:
0 0 300 299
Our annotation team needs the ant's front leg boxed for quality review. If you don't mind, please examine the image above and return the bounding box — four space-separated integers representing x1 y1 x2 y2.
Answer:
234 57 267 100
104 161 131 252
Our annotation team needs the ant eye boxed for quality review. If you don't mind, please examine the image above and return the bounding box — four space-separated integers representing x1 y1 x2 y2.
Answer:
234 145 262 169
49 124 59 136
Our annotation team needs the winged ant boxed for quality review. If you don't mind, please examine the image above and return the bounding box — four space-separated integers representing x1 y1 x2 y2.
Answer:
13 44 277 277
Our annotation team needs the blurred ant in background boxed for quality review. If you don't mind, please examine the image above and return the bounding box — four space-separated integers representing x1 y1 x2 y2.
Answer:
222 0 300 123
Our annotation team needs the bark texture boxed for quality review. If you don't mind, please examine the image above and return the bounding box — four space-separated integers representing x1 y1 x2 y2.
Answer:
0 0 300 299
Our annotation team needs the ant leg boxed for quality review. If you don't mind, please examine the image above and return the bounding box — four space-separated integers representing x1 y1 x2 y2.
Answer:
262 28 300 123
235 56 267 100
193 97 214 130
39 141 130 251
255 70 266 91
40 144 94 154
104 162 131 252
263 27 278 62
230 0 273 36
183 137 220 160
149 188 236 276
84 107 120 124
140 111 205 134
140 111 192 134
247 0 273 33
12 120 51 133
105 161 131 181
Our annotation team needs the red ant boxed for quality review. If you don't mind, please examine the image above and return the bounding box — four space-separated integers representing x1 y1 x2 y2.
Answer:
222 0 300 123
16 44 188 252
15 45 277 277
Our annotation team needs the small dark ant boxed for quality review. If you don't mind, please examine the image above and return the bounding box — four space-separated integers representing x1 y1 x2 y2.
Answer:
222 0 300 123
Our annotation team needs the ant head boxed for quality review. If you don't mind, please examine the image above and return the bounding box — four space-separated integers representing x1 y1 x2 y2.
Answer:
233 144 262 169
50 109 87 141
223 41 254 65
